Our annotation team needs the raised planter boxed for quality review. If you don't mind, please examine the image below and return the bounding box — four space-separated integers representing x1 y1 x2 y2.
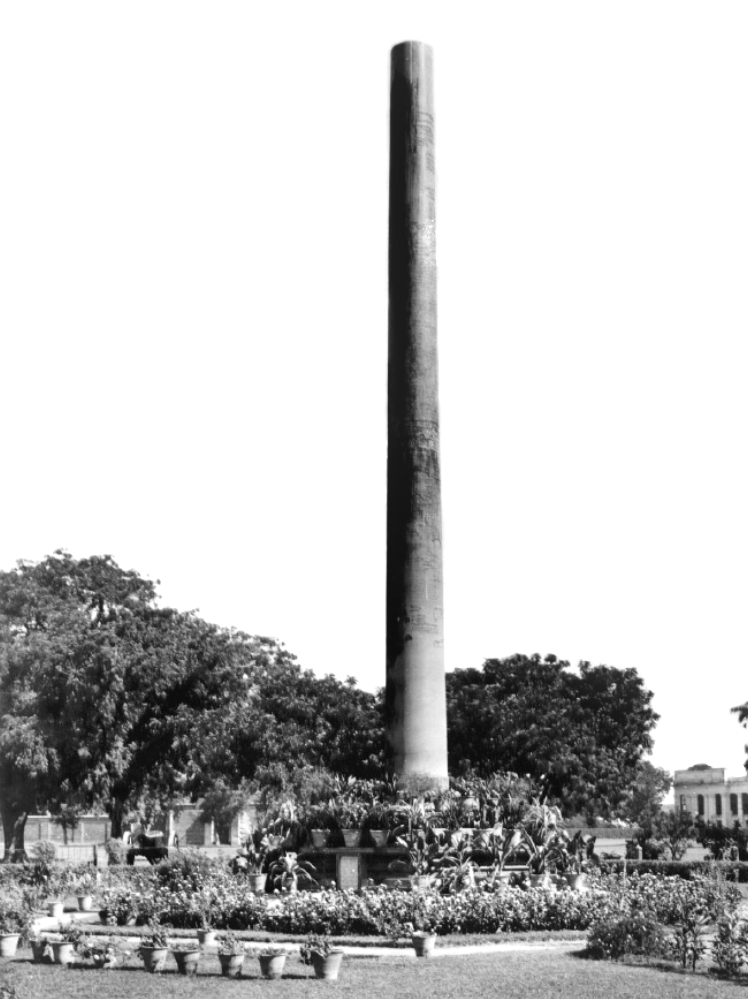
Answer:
0 934 20 958
412 932 437 958
219 952 245 978
259 953 287 979
310 949 344 980
173 949 201 975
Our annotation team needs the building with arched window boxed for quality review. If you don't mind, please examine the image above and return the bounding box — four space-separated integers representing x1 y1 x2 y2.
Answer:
673 764 748 826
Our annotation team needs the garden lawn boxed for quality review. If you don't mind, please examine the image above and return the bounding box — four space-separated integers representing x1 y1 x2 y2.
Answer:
1 946 745 999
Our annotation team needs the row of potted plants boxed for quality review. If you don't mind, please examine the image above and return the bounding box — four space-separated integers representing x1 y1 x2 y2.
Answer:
21 920 346 980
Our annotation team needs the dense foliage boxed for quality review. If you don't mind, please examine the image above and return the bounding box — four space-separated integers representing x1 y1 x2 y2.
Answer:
446 653 659 819
0 552 384 858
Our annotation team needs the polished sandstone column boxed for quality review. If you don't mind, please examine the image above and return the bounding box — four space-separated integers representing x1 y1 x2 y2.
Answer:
386 41 448 788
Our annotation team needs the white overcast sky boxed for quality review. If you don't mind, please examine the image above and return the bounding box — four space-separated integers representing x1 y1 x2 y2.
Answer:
2 2 747 786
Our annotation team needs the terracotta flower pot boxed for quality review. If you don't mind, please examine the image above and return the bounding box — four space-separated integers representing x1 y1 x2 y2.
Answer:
140 945 168 972
173 949 201 975
341 828 362 848
412 932 437 958
310 949 344 980
259 953 287 979
47 901 64 919
219 952 245 978
197 929 217 947
310 830 329 848
369 829 389 847
77 894 94 911
0 934 20 958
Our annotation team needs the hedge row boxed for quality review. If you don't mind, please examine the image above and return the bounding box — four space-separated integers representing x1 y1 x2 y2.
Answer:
600 859 748 883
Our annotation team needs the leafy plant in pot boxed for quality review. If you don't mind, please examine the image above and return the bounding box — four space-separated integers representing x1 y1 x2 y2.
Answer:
80 934 120 969
305 802 337 848
139 919 170 973
389 828 442 889
258 945 290 979
300 934 344 980
364 802 394 847
473 825 526 887
233 830 271 892
335 798 369 847
559 831 597 888
171 937 201 976
268 851 319 893
75 870 96 911
408 895 439 957
218 931 245 977
0 902 24 959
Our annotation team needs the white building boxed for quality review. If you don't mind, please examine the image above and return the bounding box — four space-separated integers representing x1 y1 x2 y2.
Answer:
673 764 748 826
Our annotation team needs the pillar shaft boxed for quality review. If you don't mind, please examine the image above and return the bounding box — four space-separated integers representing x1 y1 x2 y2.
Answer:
386 41 448 787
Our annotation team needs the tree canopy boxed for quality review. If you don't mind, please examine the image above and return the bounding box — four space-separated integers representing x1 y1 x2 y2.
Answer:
445 653 659 820
0 551 384 858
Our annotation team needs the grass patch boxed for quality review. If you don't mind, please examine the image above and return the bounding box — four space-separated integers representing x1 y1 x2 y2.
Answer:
2 946 747 998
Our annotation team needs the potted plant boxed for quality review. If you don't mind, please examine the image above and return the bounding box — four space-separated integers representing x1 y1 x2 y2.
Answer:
80 934 120 968
300 934 344 980
389 828 441 889
561 831 597 889
437 842 477 894
336 799 369 847
218 931 245 978
268 851 319 893
0 906 23 959
408 897 439 957
171 937 201 975
28 930 51 964
139 919 170 973
235 831 271 892
364 802 393 847
258 944 289 979
47 925 84 966
473 826 525 887
196 910 217 947
305 802 337 848
75 870 96 911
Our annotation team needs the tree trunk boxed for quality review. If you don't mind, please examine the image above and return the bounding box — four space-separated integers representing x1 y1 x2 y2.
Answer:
0 799 28 863
108 797 126 840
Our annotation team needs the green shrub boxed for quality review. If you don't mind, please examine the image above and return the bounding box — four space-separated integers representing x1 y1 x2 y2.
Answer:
712 910 748 978
587 912 667 961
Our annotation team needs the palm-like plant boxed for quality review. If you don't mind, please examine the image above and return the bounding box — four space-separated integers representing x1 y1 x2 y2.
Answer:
267 852 318 892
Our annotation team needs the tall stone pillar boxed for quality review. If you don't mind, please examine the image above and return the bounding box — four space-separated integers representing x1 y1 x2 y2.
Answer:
386 41 448 788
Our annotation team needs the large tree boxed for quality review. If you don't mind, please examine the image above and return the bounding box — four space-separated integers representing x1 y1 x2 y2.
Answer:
0 551 385 858
445 653 659 820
